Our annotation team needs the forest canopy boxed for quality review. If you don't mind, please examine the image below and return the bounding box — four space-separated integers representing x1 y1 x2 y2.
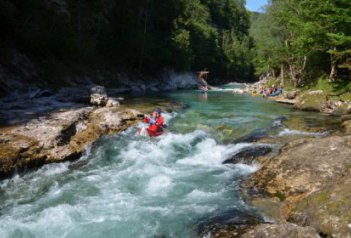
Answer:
250 0 351 86
0 0 254 82
0 0 350 85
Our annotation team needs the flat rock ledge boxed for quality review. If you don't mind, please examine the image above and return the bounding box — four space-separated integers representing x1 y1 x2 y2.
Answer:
240 134 351 238
0 106 142 179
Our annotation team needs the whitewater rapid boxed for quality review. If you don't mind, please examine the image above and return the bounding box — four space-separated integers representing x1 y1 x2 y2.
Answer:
0 86 334 238
0 121 259 238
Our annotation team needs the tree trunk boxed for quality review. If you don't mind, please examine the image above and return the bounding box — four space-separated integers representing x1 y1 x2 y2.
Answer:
297 55 307 85
329 63 337 82
289 64 298 87
280 64 284 85
329 47 338 81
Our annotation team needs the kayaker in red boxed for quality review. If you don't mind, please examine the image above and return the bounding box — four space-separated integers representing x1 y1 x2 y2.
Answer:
143 108 165 137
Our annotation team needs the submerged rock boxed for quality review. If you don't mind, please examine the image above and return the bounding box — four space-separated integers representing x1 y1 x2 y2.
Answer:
197 208 263 238
234 117 286 143
223 146 272 164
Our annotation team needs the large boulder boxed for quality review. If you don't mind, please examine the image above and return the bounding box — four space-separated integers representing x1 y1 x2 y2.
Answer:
289 177 351 238
0 106 142 178
90 85 108 107
294 90 328 112
294 90 351 114
245 135 351 200
285 91 298 100
223 146 272 164
243 135 351 237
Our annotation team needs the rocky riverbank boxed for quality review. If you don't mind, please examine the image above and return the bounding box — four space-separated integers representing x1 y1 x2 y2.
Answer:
201 81 351 237
243 81 351 115
208 124 351 237
0 85 183 179
215 82 351 237
238 129 351 238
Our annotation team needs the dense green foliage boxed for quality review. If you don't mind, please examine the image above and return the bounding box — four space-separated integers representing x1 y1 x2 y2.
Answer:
0 0 254 82
250 0 351 87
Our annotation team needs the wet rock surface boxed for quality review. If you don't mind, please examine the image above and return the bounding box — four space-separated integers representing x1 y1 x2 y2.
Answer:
294 90 351 114
223 146 272 164
289 177 351 238
0 85 186 179
241 223 320 238
241 134 351 238
270 95 296 105
0 106 142 179
197 208 263 238
90 85 108 107
294 90 328 112
234 117 286 143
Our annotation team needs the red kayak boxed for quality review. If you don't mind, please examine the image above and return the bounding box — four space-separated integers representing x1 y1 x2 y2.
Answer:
138 127 164 137
142 115 165 137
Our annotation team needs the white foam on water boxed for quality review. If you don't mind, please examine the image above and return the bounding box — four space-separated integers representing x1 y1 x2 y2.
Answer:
234 163 261 174
278 128 328 137
146 175 173 196
177 139 251 167
186 189 224 201
0 127 259 238
208 88 237 92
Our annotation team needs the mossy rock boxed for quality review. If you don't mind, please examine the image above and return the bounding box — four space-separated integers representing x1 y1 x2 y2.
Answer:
290 178 351 238
294 91 328 112
0 133 45 178
284 117 310 131
334 102 351 115
342 120 351 134
340 92 351 102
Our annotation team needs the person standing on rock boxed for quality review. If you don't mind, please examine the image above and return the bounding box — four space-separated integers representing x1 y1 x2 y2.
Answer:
197 68 210 91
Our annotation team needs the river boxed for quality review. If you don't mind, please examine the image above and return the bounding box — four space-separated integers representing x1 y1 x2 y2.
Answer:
0 84 338 238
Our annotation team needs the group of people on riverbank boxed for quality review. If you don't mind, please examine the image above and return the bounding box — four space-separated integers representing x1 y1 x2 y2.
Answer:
253 83 284 97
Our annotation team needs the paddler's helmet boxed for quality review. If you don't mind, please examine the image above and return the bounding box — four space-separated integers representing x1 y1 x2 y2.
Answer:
156 108 162 115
